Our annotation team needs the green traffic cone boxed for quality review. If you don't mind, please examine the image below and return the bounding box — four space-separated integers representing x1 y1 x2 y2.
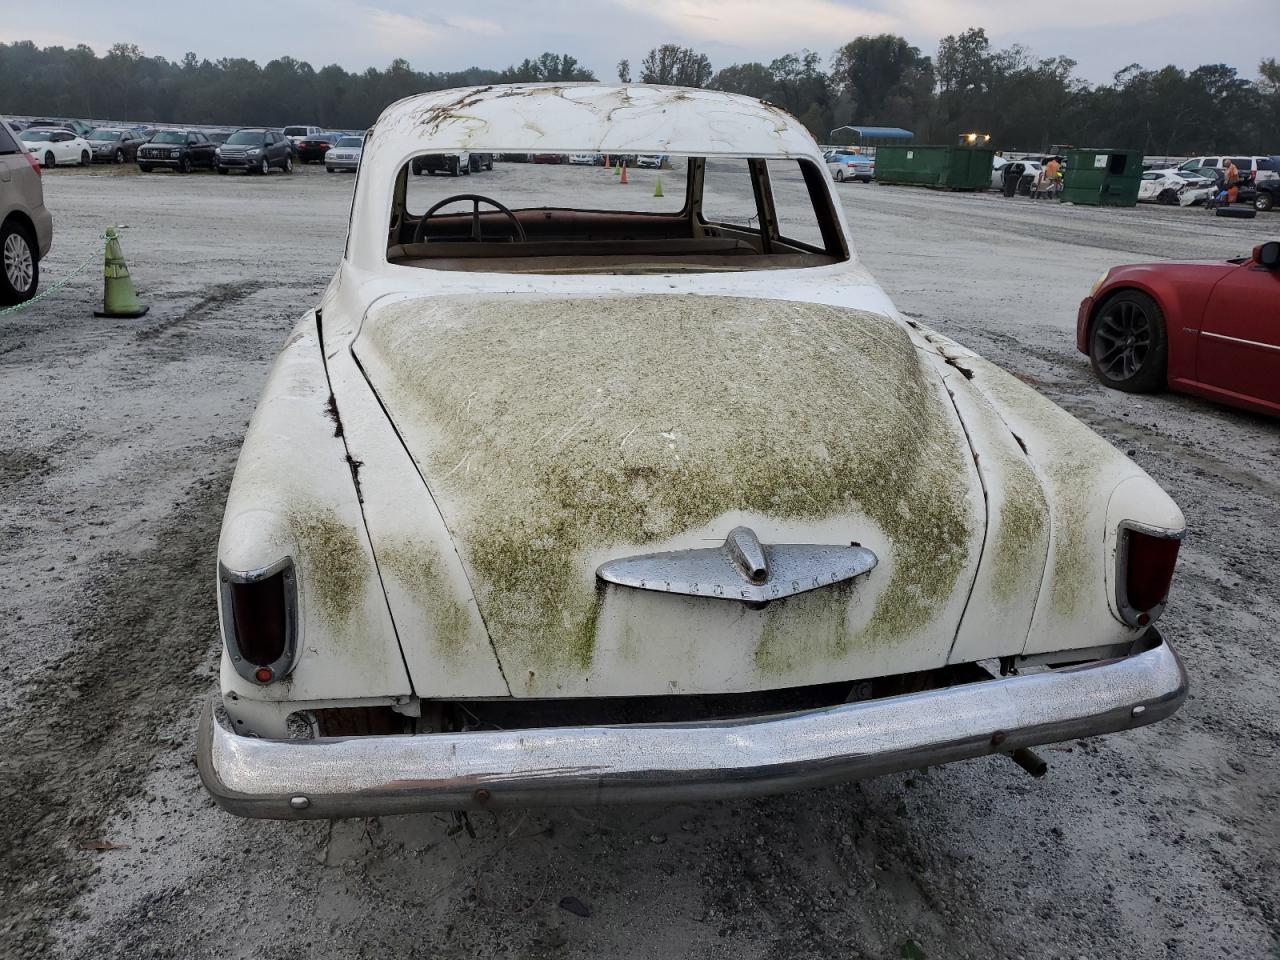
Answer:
614 161 620 176
654 175 664 198
94 227 148 318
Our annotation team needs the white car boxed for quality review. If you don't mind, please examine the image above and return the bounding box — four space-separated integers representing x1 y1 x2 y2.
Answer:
324 135 364 173
18 128 92 168
568 153 600 165
198 84 1188 820
281 125 323 146
825 151 875 183
991 156 1041 190
1138 169 1216 207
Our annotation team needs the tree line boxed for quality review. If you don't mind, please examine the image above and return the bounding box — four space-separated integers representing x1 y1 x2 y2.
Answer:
2 32 1276 155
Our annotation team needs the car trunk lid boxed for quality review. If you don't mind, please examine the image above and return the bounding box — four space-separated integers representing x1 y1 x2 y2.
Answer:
353 293 985 697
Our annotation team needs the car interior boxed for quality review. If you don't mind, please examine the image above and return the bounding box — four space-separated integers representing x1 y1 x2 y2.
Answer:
386 153 849 274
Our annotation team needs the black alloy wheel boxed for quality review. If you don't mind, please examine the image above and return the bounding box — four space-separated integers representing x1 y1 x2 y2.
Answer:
1089 290 1168 393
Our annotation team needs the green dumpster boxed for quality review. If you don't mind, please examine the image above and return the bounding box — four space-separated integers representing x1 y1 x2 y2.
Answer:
875 145 995 190
1061 149 1144 206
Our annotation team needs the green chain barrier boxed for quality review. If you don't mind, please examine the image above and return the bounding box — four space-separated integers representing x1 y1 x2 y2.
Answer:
0 226 126 319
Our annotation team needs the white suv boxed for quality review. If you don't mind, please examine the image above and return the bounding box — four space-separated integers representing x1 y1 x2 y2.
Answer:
1177 155 1269 179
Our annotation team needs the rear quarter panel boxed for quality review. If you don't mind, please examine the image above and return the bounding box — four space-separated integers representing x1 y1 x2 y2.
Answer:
922 331 1184 656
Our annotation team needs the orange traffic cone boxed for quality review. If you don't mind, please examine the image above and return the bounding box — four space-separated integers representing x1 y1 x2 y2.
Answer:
619 162 629 184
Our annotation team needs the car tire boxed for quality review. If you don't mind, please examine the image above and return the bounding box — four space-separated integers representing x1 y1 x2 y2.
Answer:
486 158 493 171
326 166 335 173
1257 193 1274 212
1158 189 1177 206
114 149 125 164
216 165 227 175
139 164 152 173
1088 290 1168 394
835 169 845 182
258 158 269 175
0 220 39 306
80 150 90 166
283 155 293 173
177 157 191 174
43 151 56 169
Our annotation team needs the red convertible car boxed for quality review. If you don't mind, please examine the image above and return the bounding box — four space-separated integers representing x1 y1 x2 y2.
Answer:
1078 240 1280 416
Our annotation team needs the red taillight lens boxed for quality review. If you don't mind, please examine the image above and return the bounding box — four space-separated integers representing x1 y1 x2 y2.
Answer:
229 572 288 667
1123 530 1181 622
25 151 41 176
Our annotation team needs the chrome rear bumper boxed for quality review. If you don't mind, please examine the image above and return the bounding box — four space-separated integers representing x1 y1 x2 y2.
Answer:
198 636 1187 820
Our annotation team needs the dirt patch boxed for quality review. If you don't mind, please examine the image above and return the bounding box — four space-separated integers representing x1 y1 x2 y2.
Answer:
0 473 227 958
0 448 52 492
135 280 266 342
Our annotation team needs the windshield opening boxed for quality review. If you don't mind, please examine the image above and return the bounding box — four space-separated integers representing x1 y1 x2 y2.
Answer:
282 127 308 137
225 131 266 145
335 137 363 148
89 129 123 141
388 151 845 275
151 131 185 144
20 130 55 142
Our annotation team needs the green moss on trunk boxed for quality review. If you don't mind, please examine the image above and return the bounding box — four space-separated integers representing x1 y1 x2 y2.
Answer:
361 294 977 676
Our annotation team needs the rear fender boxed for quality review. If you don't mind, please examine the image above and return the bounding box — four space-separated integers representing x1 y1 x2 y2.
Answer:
218 312 412 718
922 331 1184 656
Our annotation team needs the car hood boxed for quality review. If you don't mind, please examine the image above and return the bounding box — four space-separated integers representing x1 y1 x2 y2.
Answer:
351 293 988 696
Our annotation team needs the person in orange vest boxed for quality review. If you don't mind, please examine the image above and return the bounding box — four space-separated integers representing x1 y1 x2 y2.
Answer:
1223 159 1240 205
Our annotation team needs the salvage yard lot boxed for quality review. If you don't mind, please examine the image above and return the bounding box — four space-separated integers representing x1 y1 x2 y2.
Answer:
1 162 1276 959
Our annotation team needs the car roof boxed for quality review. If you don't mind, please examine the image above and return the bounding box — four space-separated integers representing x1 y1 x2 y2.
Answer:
369 83 819 158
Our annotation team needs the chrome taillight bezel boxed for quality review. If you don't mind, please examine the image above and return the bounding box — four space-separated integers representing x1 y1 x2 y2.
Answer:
1115 521 1183 628
218 557 298 685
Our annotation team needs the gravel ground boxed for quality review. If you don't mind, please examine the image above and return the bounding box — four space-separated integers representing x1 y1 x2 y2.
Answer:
1 160 1276 960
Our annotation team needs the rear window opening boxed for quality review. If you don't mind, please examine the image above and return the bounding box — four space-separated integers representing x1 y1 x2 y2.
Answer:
386 152 848 275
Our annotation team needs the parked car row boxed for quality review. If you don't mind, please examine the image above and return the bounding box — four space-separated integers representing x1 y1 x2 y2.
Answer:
2 116 373 177
410 152 494 176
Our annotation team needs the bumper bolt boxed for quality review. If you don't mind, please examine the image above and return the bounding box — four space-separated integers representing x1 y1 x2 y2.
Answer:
289 795 310 810
990 730 1008 747
474 788 491 804
1131 705 1146 717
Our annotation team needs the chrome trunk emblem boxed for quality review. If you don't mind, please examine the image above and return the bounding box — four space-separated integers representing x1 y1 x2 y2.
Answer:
597 526 877 603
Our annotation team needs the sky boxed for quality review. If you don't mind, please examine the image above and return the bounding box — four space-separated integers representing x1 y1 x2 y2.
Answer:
3 0 1275 85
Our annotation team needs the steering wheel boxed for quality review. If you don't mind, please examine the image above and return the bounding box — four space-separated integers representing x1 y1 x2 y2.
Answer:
412 194 527 244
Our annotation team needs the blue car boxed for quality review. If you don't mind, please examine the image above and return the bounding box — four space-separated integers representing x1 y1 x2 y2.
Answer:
825 151 875 183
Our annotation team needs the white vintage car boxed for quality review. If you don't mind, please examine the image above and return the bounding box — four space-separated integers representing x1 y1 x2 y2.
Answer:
199 85 1188 819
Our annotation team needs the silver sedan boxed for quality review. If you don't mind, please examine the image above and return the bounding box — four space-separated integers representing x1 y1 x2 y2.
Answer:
325 136 364 172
